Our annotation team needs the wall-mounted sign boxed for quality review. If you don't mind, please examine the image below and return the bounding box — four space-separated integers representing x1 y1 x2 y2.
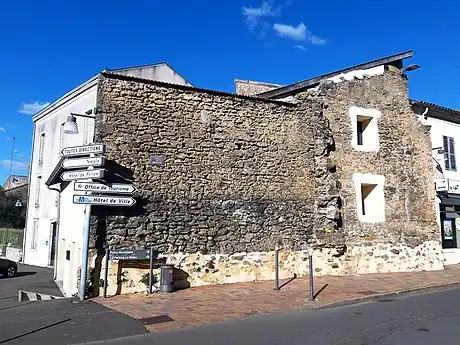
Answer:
62 157 105 169
436 178 448 192
74 182 136 194
448 179 460 194
62 144 105 157
61 169 105 181
443 219 454 240
109 249 150 261
73 195 136 206
150 154 164 167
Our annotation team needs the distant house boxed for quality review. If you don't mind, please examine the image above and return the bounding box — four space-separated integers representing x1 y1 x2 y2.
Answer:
3 175 28 190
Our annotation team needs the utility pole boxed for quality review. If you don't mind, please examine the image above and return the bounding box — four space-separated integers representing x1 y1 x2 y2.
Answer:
8 137 16 189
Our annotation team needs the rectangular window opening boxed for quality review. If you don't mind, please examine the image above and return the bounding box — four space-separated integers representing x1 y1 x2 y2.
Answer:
356 115 372 146
360 183 378 217
35 176 42 207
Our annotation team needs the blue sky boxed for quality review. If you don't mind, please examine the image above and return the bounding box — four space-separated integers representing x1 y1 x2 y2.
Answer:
0 0 459 184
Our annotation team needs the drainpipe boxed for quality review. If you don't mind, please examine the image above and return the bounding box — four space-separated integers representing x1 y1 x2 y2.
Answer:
47 185 61 280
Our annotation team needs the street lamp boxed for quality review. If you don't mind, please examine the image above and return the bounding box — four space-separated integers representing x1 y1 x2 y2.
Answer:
63 111 96 135
402 64 421 74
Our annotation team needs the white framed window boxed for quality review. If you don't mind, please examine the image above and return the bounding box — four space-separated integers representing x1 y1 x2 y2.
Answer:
349 106 381 152
353 173 385 223
35 176 42 207
38 132 45 164
443 136 456 171
31 218 39 249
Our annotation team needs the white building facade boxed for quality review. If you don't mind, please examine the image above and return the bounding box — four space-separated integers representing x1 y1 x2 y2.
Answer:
23 63 191 296
412 100 460 265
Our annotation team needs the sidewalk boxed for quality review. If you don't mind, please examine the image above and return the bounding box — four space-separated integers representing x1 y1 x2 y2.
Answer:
96 264 460 333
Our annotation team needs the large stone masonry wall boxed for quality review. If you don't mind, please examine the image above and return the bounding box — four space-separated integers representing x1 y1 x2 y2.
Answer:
306 71 439 248
90 74 336 263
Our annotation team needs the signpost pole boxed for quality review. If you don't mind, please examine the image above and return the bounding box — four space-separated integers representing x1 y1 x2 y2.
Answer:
79 204 92 300
149 247 154 294
103 248 109 298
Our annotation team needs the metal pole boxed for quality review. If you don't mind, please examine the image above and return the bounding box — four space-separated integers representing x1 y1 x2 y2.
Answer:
103 248 109 298
308 254 315 301
274 245 279 290
8 137 15 189
79 204 91 300
149 247 153 294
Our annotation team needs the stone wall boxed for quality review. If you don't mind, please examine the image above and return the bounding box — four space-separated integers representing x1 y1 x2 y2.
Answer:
89 71 442 296
307 71 438 248
234 79 282 96
92 74 337 255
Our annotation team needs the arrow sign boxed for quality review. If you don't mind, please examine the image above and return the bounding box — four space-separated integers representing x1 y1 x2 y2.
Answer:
62 157 105 169
61 169 104 181
74 182 136 194
61 144 105 157
73 195 136 206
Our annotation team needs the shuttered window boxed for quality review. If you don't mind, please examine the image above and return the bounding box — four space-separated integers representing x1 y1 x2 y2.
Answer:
443 136 457 171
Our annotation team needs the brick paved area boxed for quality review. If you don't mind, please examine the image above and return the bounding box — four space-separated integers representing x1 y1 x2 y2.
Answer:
96 265 460 333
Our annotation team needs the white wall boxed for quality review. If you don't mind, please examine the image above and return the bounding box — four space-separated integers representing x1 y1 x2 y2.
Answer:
24 79 98 268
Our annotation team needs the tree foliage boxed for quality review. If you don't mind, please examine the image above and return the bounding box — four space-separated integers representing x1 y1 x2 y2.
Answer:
0 187 26 229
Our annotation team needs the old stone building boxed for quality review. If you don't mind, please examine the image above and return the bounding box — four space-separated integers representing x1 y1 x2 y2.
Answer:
81 50 442 295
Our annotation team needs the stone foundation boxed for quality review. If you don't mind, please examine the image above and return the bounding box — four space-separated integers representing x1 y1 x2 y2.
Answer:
101 240 444 296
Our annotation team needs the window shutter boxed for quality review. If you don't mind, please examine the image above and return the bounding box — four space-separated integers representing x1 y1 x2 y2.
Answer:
449 137 456 171
443 136 450 169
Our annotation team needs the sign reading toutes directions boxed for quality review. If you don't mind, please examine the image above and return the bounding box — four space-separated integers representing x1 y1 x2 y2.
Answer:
62 144 105 157
74 182 136 194
62 157 105 169
61 169 105 181
73 195 136 206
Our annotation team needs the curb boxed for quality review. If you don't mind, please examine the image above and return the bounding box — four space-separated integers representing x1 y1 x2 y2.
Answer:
18 290 64 302
315 282 460 310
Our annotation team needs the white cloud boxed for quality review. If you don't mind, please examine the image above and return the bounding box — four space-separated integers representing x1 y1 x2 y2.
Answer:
17 101 50 115
273 22 306 40
0 126 5 133
242 1 281 30
0 159 29 171
293 44 306 51
273 22 326 45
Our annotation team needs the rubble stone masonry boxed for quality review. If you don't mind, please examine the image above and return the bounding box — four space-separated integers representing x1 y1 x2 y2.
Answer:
90 71 442 295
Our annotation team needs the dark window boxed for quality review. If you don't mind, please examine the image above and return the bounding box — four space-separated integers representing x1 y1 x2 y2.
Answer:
357 121 363 145
443 136 457 171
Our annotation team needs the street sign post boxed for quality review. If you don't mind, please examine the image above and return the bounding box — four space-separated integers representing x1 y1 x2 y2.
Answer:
73 195 136 206
62 157 105 169
74 182 136 194
61 169 105 181
61 144 105 157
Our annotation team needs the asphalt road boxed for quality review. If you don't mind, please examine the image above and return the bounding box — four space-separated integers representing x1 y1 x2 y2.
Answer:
81 287 460 345
0 263 147 345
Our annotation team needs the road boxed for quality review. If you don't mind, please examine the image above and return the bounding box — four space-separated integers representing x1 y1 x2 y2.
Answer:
0 264 147 344
82 287 460 345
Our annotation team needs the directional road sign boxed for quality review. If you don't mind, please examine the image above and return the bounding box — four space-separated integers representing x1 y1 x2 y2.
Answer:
62 144 105 157
61 169 105 181
62 157 105 169
74 182 136 194
73 195 136 206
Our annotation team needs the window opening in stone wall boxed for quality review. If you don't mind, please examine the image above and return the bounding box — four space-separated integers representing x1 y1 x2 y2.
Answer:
35 176 42 207
356 116 372 146
350 106 381 152
443 136 456 171
360 183 377 216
